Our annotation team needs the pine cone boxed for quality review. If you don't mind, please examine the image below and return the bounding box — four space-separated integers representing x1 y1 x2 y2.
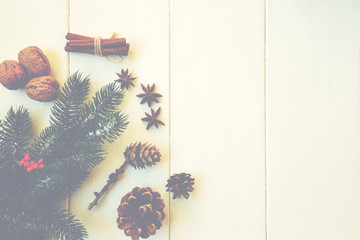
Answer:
124 142 161 169
166 173 195 199
117 187 166 240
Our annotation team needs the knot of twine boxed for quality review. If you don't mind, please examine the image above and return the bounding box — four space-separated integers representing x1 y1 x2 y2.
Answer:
93 32 123 63
94 37 103 56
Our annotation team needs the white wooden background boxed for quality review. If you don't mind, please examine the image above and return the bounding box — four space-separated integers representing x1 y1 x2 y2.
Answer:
0 0 359 239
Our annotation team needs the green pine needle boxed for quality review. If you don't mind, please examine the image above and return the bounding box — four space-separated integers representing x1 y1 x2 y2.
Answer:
0 106 32 168
17 209 88 240
82 82 125 120
26 170 90 207
0 72 129 239
50 71 90 129
87 111 128 143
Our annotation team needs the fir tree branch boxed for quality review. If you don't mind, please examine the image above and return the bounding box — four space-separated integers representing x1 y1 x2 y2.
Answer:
18 209 88 240
60 141 105 169
29 172 90 208
78 82 129 144
82 82 125 120
46 210 88 240
87 111 128 143
0 119 3 147
27 142 103 205
0 107 32 167
50 71 90 129
30 75 128 160
29 125 58 160
30 72 90 159
0 72 130 239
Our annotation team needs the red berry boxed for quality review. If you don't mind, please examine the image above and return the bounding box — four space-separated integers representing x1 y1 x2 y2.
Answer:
39 164 44 169
38 158 44 164
24 153 30 158
32 164 38 169
24 162 30 167
30 161 35 165
26 167 32 172
19 160 25 166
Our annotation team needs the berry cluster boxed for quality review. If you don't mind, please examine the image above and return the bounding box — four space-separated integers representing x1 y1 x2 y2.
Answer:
18 153 44 172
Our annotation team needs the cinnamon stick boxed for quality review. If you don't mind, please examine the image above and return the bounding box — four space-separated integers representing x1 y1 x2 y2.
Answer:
66 33 94 40
66 39 127 49
65 46 129 56
65 33 129 57
67 38 126 44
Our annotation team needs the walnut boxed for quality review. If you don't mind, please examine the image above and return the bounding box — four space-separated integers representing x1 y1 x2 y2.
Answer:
18 46 50 77
25 76 59 102
0 60 29 90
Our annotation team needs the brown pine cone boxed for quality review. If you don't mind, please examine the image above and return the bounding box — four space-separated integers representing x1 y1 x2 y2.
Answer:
124 143 161 169
117 187 166 240
166 173 195 199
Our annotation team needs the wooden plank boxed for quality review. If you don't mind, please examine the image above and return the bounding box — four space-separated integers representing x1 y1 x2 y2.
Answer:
171 0 266 239
68 0 170 239
267 1 360 239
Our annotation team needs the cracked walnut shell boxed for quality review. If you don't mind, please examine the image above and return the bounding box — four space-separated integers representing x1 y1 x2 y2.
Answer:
25 76 59 102
18 46 50 77
0 60 29 90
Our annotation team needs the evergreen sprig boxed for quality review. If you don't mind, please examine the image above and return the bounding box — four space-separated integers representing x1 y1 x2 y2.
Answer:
0 72 128 240
79 82 127 143
0 107 32 167
50 71 90 129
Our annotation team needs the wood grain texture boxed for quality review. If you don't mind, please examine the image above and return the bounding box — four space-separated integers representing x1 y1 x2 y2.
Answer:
170 0 266 239
267 1 360 239
2 1 360 239
68 0 170 239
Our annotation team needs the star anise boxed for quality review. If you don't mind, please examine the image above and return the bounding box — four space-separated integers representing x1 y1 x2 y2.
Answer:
141 107 165 130
136 83 162 107
114 69 136 89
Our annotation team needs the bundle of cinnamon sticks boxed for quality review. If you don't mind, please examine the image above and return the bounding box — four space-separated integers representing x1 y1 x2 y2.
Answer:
65 33 129 56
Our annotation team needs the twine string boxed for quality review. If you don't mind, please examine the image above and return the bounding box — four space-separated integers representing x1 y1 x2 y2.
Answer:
94 37 103 56
93 33 123 63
